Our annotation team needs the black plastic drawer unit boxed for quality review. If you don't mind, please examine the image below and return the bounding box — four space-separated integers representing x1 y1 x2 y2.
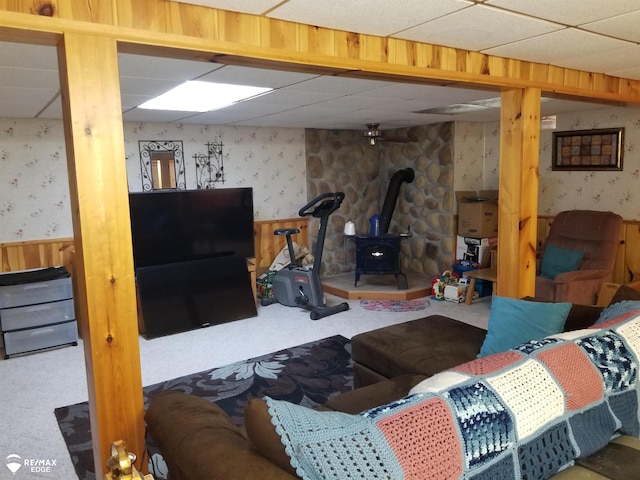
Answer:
0 267 77 358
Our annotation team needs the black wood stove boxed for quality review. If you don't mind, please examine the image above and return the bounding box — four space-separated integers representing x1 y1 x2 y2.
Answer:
353 234 409 289
350 168 415 290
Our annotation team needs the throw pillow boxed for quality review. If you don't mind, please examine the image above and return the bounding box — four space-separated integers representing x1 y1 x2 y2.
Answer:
478 296 571 358
539 244 585 279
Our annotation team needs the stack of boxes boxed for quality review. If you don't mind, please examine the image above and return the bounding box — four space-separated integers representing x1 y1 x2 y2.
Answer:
454 190 498 298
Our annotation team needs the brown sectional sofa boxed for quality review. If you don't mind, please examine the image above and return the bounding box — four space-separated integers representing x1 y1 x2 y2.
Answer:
350 302 608 389
145 289 640 480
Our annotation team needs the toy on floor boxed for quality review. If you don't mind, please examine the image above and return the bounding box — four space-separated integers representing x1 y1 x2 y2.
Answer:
431 270 458 300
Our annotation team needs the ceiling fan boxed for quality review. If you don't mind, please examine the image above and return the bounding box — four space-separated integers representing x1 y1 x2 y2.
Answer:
362 123 417 146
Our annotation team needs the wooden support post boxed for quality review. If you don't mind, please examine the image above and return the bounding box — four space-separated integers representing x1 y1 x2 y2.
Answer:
57 33 145 476
498 88 541 298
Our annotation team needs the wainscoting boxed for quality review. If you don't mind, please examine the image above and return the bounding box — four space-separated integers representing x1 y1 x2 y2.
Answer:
253 218 309 274
0 238 75 274
2 215 638 285
0 218 310 277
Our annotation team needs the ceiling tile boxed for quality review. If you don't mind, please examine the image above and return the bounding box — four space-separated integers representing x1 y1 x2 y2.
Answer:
484 29 634 65
118 77 183 98
122 108 200 123
119 53 221 81
284 75 393 95
121 94 155 110
486 0 640 26
2 99 54 118
607 66 640 81
179 102 293 124
0 86 59 105
581 11 640 43
247 89 338 106
559 46 640 74
197 65 319 87
229 113 302 128
357 83 497 102
38 97 62 119
0 42 58 69
169 0 280 15
0 67 59 89
397 4 563 50
267 0 469 36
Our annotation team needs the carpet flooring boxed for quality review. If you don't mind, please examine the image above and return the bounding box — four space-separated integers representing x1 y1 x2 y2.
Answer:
54 334 352 480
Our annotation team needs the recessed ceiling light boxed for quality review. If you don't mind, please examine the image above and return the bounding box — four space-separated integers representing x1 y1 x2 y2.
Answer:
138 81 272 112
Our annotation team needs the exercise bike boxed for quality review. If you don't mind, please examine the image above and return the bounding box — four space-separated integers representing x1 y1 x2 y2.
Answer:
261 192 350 320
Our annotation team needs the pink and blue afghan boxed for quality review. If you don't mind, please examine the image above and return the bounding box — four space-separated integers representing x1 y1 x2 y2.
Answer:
265 311 640 480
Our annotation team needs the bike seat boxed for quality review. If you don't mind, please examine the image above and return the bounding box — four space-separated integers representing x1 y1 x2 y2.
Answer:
274 228 300 236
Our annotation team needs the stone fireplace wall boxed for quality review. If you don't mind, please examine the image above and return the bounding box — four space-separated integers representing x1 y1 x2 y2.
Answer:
305 123 455 278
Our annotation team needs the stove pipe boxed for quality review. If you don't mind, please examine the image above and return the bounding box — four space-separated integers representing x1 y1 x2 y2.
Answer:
379 167 415 234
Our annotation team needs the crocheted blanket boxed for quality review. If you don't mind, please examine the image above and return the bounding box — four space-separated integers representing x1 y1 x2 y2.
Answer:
265 311 640 480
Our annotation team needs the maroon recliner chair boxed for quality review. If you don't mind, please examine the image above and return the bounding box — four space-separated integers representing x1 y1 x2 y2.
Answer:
535 210 622 305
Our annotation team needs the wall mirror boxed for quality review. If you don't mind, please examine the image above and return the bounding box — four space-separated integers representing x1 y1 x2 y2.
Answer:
139 140 185 191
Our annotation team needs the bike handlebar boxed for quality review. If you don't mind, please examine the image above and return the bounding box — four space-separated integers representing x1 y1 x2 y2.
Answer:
299 192 345 218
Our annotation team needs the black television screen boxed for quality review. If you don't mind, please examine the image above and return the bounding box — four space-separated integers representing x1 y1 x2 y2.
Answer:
129 188 255 268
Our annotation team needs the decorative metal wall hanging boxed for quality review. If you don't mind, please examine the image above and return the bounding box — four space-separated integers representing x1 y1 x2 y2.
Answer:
194 141 225 189
552 128 624 171
139 140 185 191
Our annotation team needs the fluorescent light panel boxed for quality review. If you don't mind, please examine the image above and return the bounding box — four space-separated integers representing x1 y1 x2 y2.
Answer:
139 81 272 112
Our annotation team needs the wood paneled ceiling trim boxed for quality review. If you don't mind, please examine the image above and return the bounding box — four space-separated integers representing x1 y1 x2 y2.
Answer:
0 1 639 104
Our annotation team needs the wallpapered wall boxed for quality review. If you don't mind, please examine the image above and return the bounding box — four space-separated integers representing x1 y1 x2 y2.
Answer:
0 119 306 243
455 105 640 220
3 104 640 244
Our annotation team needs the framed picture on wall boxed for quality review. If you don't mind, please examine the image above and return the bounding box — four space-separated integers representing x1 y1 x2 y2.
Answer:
552 127 624 171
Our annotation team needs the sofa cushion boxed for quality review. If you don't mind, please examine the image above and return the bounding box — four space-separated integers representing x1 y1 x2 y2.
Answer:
144 391 298 480
256 312 640 480
609 284 640 305
563 302 603 331
351 315 487 384
478 296 571 357
245 398 298 476
322 374 426 414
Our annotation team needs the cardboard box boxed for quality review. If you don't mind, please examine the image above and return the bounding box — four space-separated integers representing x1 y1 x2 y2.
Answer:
456 190 499 237
455 236 498 268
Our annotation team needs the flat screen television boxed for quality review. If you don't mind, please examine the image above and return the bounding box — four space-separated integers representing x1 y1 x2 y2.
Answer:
129 188 255 269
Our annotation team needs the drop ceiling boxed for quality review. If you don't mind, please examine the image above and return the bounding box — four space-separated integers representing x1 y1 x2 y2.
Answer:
3 0 640 129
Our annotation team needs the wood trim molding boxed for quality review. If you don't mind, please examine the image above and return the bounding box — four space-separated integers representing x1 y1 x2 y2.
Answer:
0 3 638 104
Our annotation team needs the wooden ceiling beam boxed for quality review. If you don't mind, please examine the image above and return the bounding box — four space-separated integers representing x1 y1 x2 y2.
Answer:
0 3 638 104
